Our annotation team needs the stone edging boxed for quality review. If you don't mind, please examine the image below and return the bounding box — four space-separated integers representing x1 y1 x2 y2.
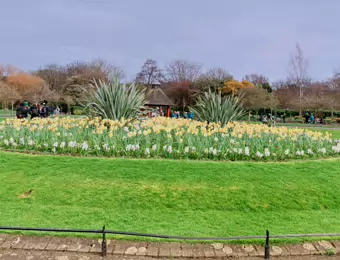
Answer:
0 234 339 258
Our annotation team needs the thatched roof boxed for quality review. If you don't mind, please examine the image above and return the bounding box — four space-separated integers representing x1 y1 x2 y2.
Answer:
146 87 174 106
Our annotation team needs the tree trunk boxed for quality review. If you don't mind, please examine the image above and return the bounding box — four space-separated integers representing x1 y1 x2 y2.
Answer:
248 111 251 122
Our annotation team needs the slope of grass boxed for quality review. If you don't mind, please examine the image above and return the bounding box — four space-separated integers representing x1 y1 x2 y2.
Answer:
1 152 340 242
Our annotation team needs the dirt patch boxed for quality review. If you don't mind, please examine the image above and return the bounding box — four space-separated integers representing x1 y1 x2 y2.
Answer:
18 189 33 199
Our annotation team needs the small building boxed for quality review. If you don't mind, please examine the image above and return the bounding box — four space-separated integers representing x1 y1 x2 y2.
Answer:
145 80 174 117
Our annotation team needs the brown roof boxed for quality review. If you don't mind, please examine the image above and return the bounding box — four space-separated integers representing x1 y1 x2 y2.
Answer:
145 87 174 106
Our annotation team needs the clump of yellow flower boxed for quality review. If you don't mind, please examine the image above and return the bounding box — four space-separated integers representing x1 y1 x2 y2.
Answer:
0 117 339 161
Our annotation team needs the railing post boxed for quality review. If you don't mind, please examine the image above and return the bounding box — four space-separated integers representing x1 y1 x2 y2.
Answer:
101 225 107 257
265 230 270 260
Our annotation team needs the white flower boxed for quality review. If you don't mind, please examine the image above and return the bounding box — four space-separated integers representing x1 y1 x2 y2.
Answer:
204 148 209 153
191 147 196 151
264 148 270 157
3 139 9 146
256 151 263 158
69 141 77 148
9 137 14 144
43 143 49 147
319 148 326 154
296 150 304 156
12 142 17 147
245 147 250 156
60 142 66 148
95 145 101 151
307 149 314 155
135 144 140 151
214 137 218 142
332 145 340 153
167 146 173 153
145 148 150 155
238 148 243 155
163 145 167 151
0 136 3 140
230 139 235 144
28 139 35 146
52 148 56 153
53 142 59 148
103 143 110 152
82 142 89 151
20 138 25 145
212 149 217 155
152 144 157 151
284 149 290 155
233 148 238 153
184 147 190 153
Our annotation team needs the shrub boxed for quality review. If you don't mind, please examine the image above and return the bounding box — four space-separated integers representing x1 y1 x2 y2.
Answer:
190 90 245 126
84 77 147 120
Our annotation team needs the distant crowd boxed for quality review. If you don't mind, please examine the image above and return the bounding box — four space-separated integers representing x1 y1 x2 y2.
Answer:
16 102 61 119
172 111 194 119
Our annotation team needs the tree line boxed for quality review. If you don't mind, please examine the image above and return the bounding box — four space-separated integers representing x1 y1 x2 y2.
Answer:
1 43 340 117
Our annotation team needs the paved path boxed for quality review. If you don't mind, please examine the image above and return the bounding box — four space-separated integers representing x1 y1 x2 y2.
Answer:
0 249 340 259
1 234 340 259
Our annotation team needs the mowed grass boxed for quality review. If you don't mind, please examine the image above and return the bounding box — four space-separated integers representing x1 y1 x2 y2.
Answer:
1 152 340 242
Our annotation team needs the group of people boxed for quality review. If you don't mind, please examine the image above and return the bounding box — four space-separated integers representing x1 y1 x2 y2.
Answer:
16 101 61 119
261 114 275 125
172 111 194 119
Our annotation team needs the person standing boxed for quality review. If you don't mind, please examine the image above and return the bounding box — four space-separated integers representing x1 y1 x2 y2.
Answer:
29 103 38 119
282 113 286 124
39 103 48 118
305 112 310 124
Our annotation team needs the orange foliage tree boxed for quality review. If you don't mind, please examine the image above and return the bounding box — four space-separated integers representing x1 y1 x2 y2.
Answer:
220 80 255 95
5 73 46 101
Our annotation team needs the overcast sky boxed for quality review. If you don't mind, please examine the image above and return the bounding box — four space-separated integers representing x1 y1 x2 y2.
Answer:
1 0 340 82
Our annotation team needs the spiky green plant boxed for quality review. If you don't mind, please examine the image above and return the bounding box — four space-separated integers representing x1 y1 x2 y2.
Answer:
84 77 147 120
190 90 245 125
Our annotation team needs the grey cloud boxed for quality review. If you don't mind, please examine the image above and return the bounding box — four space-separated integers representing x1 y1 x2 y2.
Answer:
1 0 340 82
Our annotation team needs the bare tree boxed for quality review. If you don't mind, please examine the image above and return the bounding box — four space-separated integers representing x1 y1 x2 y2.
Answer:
240 87 268 121
205 68 232 81
0 64 23 77
0 81 21 110
90 59 125 80
243 74 268 86
136 59 164 85
34 64 67 92
165 60 202 82
289 43 309 115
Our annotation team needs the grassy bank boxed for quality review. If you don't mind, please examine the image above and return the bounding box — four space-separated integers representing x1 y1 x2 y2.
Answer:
1 152 340 241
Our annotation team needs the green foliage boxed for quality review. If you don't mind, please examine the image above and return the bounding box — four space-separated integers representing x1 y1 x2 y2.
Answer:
84 77 147 120
261 83 273 93
190 89 245 125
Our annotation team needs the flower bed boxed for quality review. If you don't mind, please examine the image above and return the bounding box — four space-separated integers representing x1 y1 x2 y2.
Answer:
0 117 339 161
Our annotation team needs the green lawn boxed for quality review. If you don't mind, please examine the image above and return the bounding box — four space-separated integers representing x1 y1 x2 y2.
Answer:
1 152 340 242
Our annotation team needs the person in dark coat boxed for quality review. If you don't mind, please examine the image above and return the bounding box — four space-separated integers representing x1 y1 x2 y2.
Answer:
30 103 40 119
39 103 49 118
16 104 23 119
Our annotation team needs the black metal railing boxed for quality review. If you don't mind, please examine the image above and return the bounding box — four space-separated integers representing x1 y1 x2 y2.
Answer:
1 226 340 259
